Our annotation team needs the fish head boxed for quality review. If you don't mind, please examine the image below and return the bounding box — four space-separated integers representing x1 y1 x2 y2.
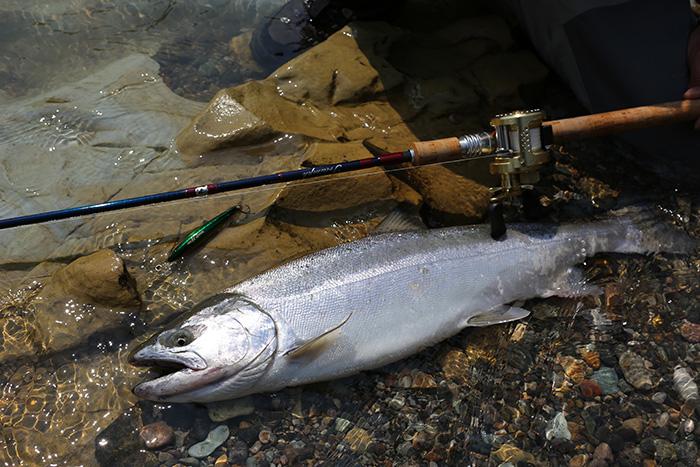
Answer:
128 293 277 402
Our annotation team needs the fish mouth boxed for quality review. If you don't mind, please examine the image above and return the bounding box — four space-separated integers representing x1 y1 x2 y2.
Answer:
129 348 214 401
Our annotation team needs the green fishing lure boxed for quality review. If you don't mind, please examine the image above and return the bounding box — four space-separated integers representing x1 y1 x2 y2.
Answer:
168 205 244 262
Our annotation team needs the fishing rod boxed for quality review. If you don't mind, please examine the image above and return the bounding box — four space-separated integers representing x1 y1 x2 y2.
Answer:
1 99 699 232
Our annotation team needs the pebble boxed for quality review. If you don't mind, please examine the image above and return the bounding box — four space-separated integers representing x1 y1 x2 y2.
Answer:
207 396 255 422
653 439 676 460
579 379 602 398
179 457 202 466
188 424 230 458
680 321 700 342
621 417 644 437
228 439 249 464
258 427 275 444
619 351 653 390
139 421 174 450
335 417 351 433
651 391 667 404
591 367 620 395
568 454 588 467
593 442 614 463
673 365 699 401
545 412 571 440
676 439 698 464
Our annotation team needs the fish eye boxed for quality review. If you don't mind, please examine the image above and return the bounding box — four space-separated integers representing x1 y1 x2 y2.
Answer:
163 329 194 348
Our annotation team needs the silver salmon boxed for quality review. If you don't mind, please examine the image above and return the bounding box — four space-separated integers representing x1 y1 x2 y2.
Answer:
129 207 694 402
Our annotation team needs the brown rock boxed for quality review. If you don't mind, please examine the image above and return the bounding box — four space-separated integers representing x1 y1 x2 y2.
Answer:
140 421 174 450
593 442 614 463
52 249 140 308
274 142 395 212
581 348 601 369
680 321 700 343
622 417 645 436
568 454 589 467
558 355 586 384
579 380 603 398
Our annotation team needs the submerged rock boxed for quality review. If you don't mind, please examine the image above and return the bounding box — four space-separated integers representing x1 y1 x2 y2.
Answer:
673 366 699 402
188 424 230 458
619 351 653 391
52 250 140 308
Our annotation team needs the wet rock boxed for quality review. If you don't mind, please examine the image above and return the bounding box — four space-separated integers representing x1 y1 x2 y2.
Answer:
619 351 653 390
651 391 667 404
335 417 351 433
273 141 395 213
673 365 698 401
207 396 255 422
258 427 275 444
558 355 586 383
593 442 614 463
675 440 698 464
580 347 601 369
653 439 676 461
490 444 536 464
228 439 249 464
680 321 700 342
591 367 620 395
580 380 603 398
52 249 140 307
139 421 175 450
176 23 404 156
621 417 644 437
640 437 656 456
545 412 571 440
237 426 259 446
551 437 575 453
188 424 230 458
568 454 589 467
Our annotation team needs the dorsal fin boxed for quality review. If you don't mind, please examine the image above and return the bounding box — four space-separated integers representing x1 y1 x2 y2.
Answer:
371 202 426 235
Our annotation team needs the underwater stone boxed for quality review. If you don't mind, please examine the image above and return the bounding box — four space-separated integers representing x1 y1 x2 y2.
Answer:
139 421 174 450
207 395 255 422
680 322 700 342
545 412 571 441
621 418 645 437
673 365 699 401
591 367 620 395
188 424 230 458
579 380 603 398
53 249 140 308
619 351 653 390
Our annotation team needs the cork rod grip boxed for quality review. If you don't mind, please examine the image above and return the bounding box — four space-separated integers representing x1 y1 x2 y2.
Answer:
545 99 700 144
410 137 463 165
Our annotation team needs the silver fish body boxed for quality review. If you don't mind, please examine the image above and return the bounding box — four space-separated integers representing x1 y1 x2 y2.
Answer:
129 209 694 402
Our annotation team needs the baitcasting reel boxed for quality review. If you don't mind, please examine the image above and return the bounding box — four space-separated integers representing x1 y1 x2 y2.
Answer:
410 109 553 238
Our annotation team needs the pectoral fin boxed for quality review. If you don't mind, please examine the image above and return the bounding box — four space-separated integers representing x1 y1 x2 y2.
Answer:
285 312 354 361
467 305 530 327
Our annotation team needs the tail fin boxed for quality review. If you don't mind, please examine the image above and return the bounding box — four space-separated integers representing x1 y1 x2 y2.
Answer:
610 206 696 254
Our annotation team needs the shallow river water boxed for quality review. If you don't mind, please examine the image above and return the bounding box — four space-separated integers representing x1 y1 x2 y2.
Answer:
1 1 699 467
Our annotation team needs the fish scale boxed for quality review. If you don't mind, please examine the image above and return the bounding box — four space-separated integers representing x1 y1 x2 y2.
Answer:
129 208 695 402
